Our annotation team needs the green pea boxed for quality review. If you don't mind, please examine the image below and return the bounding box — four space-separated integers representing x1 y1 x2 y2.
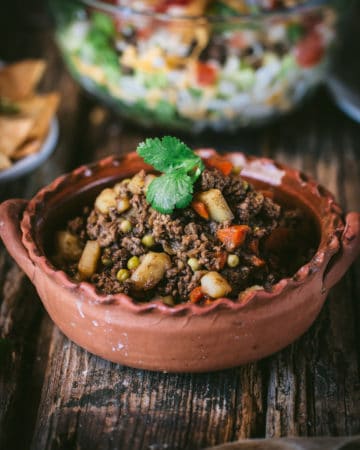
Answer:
116 268 130 282
141 234 155 247
187 257 201 272
120 219 132 233
162 295 175 306
101 256 113 266
127 256 140 270
227 254 239 268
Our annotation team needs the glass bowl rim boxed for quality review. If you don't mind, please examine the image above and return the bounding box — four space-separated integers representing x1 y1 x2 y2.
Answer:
80 0 332 22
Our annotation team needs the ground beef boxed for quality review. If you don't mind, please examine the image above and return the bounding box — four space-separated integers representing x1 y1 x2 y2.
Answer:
221 266 251 293
200 168 230 192
157 266 205 299
54 166 317 304
127 193 149 236
87 210 118 247
91 271 132 295
67 207 90 243
120 236 143 255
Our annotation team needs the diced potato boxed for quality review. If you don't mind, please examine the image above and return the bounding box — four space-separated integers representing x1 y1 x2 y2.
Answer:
113 179 131 195
95 188 117 214
117 197 130 213
131 252 171 291
201 271 232 299
55 231 83 262
127 173 145 195
78 240 101 280
196 189 234 222
144 174 156 193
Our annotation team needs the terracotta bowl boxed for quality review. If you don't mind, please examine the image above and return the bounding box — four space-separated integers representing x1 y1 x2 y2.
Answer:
1 150 359 373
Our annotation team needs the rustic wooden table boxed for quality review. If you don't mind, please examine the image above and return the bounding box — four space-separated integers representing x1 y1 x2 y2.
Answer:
1 3 360 450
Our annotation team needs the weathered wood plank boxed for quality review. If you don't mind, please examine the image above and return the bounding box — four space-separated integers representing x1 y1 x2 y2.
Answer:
0 256 44 449
265 105 360 439
31 327 268 450
0 22 93 450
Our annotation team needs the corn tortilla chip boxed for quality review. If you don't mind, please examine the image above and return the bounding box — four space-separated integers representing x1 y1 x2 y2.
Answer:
0 116 34 156
17 92 59 141
0 60 46 101
0 59 59 171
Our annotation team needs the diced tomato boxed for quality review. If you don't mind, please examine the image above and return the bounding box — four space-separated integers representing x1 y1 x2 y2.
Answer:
250 256 266 267
189 286 204 303
137 27 153 40
205 157 234 176
215 251 228 270
191 200 209 220
197 62 218 86
217 225 250 251
295 30 324 68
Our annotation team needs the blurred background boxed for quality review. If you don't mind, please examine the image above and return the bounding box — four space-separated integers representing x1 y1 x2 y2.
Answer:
1 1 360 167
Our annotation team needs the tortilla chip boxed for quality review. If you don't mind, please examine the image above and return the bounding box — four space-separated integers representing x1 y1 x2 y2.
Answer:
17 92 59 141
0 152 12 171
12 139 42 160
0 60 46 101
0 116 34 156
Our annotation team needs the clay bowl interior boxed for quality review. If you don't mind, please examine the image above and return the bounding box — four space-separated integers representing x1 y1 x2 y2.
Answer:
17 151 350 372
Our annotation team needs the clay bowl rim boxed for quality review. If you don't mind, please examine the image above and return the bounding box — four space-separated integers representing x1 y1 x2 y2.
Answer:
21 149 343 316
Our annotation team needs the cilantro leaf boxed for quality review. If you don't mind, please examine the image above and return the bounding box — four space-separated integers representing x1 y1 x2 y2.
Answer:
146 171 194 214
137 136 204 174
136 136 205 214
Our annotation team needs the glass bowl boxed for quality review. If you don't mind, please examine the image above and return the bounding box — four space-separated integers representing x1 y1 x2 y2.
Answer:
51 0 339 132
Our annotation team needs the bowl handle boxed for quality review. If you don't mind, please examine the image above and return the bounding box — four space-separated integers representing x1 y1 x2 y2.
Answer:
323 212 360 290
0 199 35 280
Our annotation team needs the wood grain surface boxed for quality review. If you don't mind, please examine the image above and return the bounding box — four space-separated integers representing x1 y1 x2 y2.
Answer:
0 2 359 450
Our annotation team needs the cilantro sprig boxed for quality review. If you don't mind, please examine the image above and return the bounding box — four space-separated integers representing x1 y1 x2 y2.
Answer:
136 136 204 214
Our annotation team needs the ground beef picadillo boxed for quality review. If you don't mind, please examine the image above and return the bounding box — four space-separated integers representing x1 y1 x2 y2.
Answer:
53 166 316 305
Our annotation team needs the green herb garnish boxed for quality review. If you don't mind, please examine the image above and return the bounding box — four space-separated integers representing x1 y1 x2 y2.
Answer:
137 136 205 214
